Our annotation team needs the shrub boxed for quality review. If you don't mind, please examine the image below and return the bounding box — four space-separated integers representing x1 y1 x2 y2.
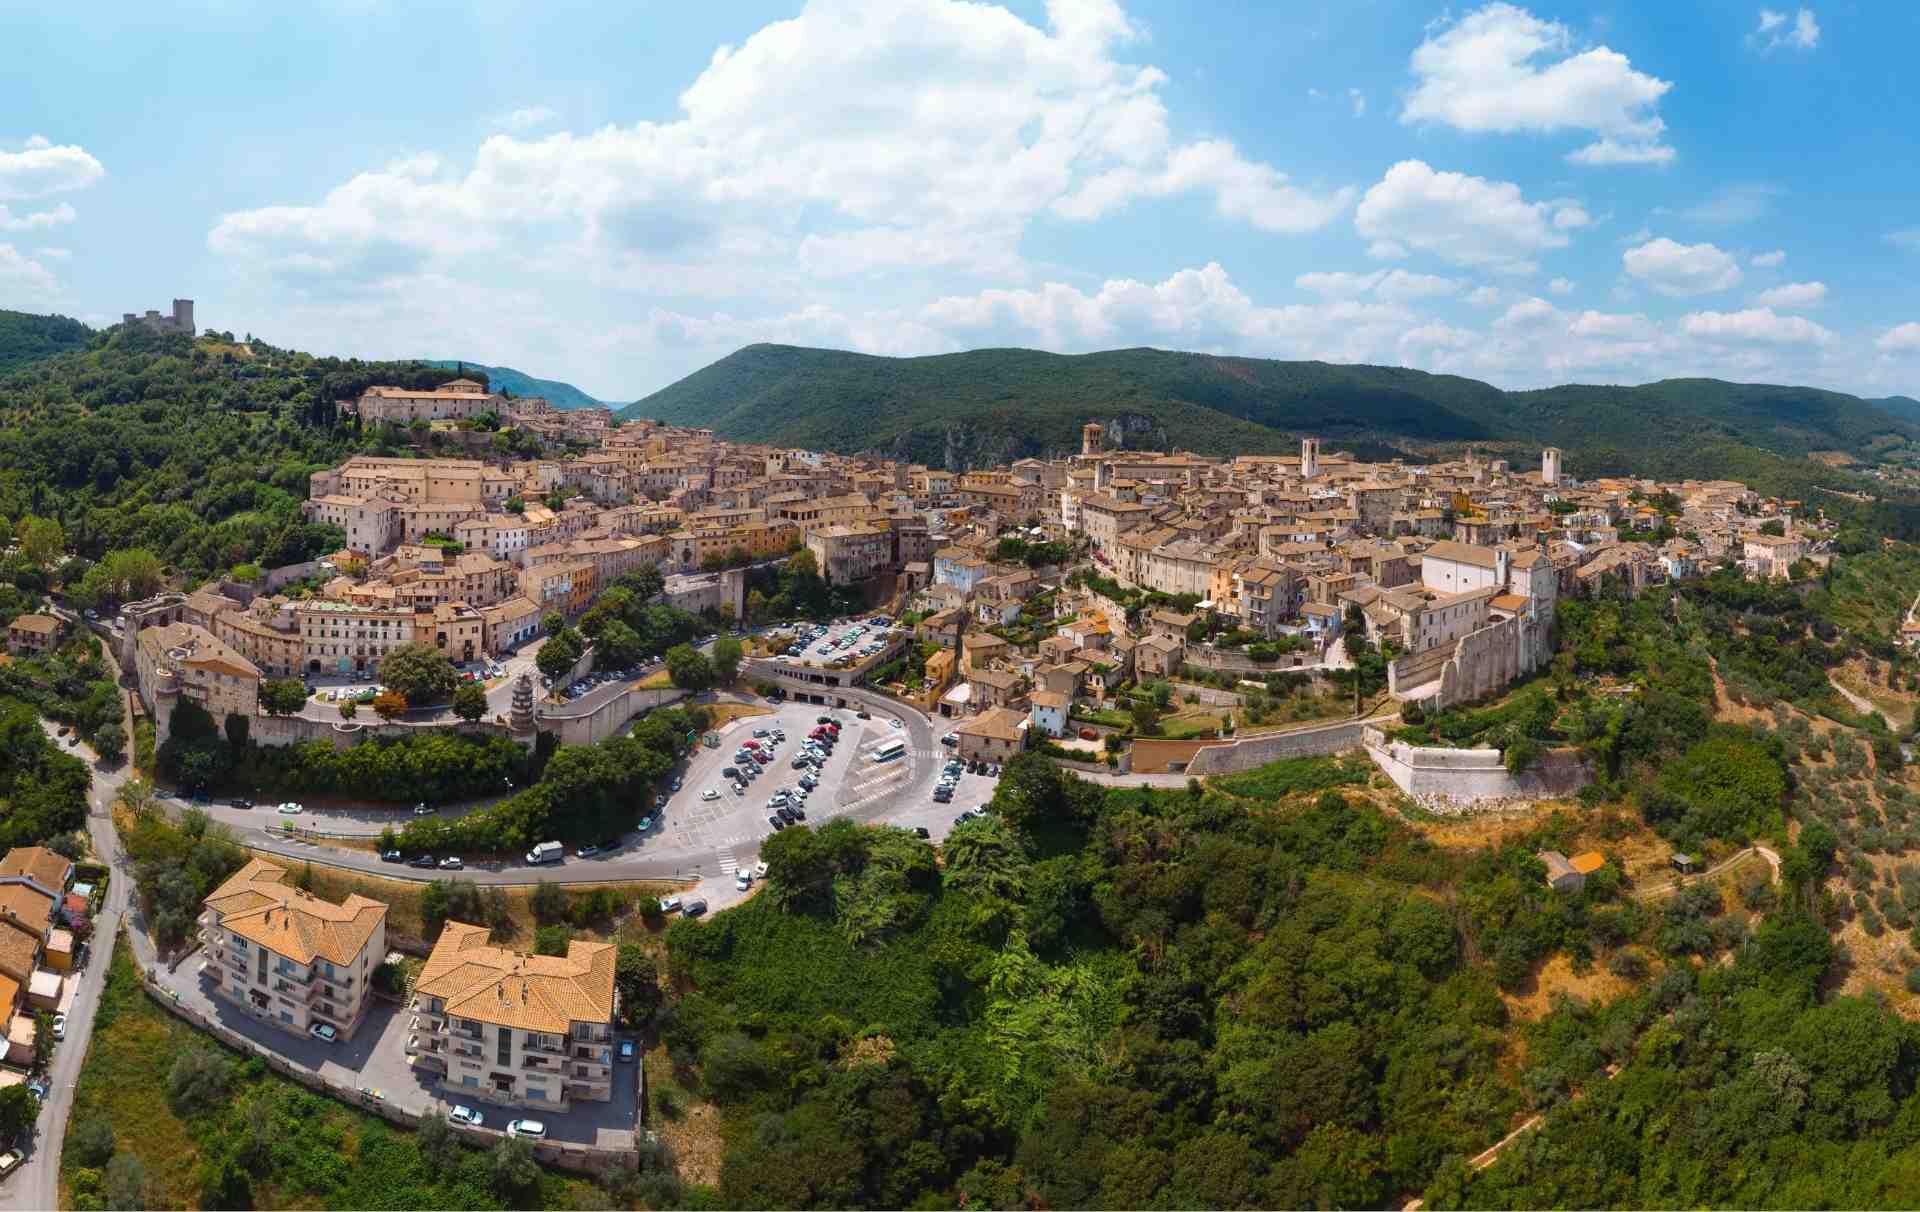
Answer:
167 1046 230 1116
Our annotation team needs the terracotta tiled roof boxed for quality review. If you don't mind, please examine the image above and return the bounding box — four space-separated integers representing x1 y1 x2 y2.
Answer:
204 858 386 967
0 921 37 983
0 847 69 891
0 883 53 939
415 921 615 1033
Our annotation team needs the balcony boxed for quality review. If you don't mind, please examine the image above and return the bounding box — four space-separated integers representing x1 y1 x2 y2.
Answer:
520 1053 563 1074
275 966 315 986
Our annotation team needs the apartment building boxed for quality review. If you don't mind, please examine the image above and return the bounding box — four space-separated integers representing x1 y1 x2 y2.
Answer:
409 921 616 1113
296 602 417 675
200 858 388 1041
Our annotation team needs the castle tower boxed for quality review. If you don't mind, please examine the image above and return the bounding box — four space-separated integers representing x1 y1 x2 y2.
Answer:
1081 421 1104 457
509 673 536 735
1300 437 1320 480
1542 446 1562 486
172 299 195 335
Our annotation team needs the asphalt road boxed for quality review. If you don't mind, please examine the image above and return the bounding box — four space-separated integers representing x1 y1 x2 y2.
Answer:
1 726 142 1212
214 684 948 894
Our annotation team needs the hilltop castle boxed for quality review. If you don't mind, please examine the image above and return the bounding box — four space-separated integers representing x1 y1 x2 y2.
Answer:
122 299 194 336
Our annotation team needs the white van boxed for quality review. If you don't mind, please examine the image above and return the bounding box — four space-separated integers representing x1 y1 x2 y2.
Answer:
525 841 563 865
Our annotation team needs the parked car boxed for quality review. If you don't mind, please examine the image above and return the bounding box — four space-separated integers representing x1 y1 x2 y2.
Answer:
735 871 752 891
309 1022 338 1043
914 826 931 839
618 1040 636 1063
381 850 402 863
52 1012 66 1040
408 855 436 869
438 856 464 870
0 1151 22 1179
449 1105 484 1126
752 861 769 879
768 815 785 830
721 766 739 779
506 1119 547 1140
683 898 708 918
277 801 302 814
659 895 683 914
702 788 721 801
577 844 602 859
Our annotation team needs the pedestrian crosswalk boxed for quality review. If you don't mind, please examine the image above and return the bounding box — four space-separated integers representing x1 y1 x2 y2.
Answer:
717 849 738 876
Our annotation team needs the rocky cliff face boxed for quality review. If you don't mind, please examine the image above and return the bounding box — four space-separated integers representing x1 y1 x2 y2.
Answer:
870 409 1172 470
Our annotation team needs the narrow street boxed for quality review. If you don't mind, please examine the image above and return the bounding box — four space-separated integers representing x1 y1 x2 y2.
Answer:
0 727 143 1212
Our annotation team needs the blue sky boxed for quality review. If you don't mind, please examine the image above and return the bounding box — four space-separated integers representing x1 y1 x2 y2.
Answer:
6 0 1920 402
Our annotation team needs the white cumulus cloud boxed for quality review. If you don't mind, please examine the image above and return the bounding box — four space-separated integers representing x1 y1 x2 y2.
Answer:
1401 3 1675 166
1751 248 1786 267
1753 280 1825 309
1548 276 1574 295
1753 8 1820 51
0 243 57 295
1876 322 1920 353
0 202 76 232
1622 237 1742 296
0 137 104 200
1681 306 1831 344
212 0 1351 299
1355 160 1584 274
1294 268 1459 301
496 106 557 131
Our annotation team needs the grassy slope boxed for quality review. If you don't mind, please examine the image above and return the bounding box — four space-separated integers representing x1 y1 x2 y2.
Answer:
618 342 1920 475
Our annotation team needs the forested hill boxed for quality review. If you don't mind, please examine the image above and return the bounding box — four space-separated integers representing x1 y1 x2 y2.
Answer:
422 359 615 410
0 309 91 375
619 343 1920 478
0 324 467 584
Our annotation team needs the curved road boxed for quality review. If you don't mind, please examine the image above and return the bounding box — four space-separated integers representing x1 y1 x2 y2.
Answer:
202 683 948 891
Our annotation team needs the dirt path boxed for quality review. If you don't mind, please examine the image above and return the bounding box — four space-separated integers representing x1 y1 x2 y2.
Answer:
1831 675 1887 723
1628 844 1781 901
1402 1063 1623 1210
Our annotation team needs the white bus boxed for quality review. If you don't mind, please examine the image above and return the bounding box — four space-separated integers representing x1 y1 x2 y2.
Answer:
871 737 907 763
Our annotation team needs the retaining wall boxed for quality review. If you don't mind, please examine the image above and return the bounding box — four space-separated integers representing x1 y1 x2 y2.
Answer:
1181 719 1369 775
251 713 522 749
543 685 690 746
1363 726 1592 805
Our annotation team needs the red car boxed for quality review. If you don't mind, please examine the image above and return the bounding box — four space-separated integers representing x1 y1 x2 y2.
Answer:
742 738 760 749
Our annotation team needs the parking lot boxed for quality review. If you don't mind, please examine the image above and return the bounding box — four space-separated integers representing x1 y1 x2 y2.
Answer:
642 697 953 885
545 653 666 705
763 616 907 671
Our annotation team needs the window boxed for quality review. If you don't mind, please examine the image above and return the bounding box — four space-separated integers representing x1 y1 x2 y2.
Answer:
496 1028 512 1066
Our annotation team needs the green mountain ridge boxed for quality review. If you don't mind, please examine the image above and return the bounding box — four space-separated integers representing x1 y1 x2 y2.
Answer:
0 309 93 376
423 359 616 410
618 343 1920 481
